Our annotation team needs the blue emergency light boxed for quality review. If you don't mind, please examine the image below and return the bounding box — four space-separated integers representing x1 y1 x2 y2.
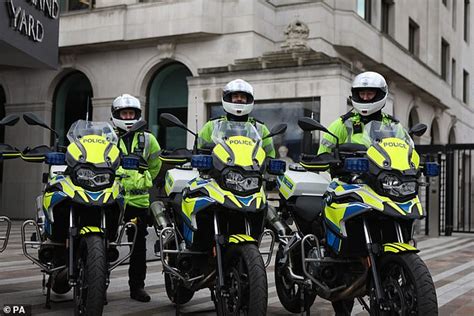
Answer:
424 162 440 177
268 159 286 175
45 152 66 165
191 155 213 170
344 157 369 173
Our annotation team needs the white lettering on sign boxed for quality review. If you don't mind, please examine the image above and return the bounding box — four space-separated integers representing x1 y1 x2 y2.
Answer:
6 0 56 43
27 0 60 20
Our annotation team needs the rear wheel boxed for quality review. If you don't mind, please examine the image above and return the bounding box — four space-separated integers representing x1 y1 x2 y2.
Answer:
371 253 438 315
274 245 317 313
73 234 107 316
216 243 268 316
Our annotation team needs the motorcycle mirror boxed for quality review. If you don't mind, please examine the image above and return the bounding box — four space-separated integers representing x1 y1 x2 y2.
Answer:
23 112 49 129
263 123 287 140
409 123 427 137
298 117 339 145
160 113 184 128
129 120 147 132
298 117 328 133
121 120 148 138
23 112 60 148
0 114 20 126
159 113 196 136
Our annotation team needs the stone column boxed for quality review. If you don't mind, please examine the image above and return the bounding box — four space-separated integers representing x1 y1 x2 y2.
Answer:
92 97 115 122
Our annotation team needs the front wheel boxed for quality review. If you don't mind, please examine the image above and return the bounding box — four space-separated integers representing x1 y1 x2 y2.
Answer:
371 253 438 315
74 234 107 316
216 243 268 316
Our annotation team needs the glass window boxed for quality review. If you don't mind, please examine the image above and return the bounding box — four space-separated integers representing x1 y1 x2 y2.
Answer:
381 0 394 35
209 98 320 162
60 0 94 13
451 59 456 96
453 0 457 29
409 18 420 56
465 0 471 42
357 0 372 23
463 70 470 104
441 38 450 81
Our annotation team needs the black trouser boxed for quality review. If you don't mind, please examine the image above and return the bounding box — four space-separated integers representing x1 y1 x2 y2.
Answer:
124 205 149 290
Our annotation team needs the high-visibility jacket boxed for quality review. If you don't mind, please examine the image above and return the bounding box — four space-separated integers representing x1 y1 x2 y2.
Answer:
117 131 161 208
318 110 397 154
197 116 276 158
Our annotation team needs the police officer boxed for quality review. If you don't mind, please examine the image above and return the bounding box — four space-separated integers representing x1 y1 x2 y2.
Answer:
318 71 398 155
111 94 162 302
318 72 398 315
198 79 276 158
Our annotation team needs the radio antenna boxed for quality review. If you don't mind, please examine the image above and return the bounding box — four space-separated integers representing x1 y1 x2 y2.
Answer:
194 95 198 131
85 96 91 121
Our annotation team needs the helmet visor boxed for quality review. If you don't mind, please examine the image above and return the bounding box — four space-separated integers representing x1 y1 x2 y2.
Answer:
112 107 141 120
352 88 386 104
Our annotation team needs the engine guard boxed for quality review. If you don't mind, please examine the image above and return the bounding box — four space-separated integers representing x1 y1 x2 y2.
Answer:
0 216 12 252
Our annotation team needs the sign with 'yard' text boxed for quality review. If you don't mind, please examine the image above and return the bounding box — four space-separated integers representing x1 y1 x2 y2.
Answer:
6 0 59 43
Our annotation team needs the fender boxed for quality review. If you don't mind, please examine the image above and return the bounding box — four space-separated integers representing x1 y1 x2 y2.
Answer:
228 234 256 244
383 242 419 253
79 226 104 235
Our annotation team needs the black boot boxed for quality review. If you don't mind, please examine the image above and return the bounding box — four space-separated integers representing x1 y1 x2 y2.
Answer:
130 287 151 302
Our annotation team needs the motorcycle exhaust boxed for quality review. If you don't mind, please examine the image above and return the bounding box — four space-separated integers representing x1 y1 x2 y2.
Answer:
150 201 171 230
266 205 291 237
51 268 71 294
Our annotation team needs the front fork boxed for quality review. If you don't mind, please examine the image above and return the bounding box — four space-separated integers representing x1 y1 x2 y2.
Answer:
213 212 225 296
363 219 406 312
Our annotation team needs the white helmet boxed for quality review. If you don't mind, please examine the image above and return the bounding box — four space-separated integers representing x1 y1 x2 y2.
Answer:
111 94 142 131
222 79 254 116
351 71 388 116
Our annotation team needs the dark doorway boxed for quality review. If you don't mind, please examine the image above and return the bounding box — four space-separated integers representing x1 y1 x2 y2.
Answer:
53 72 93 146
147 63 192 150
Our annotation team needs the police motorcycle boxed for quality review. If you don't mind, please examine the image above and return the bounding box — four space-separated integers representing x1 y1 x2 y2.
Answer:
152 113 286 315
19 112 143 315
0 114 22 253
272 117 439 315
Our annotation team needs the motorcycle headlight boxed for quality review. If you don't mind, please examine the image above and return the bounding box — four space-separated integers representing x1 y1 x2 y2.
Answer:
73 167 114 191
380 175 417 197
222 170 261 195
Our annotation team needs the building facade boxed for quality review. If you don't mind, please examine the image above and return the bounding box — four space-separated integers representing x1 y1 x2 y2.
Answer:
0 0 472 218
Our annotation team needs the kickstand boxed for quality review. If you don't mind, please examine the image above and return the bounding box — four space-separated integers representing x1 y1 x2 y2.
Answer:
45 274 52 309
304 289 311 316
357 296 370 313
175 281 181 316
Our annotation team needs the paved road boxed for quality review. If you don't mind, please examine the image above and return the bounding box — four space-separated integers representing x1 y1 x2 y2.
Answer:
1 221 473 315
